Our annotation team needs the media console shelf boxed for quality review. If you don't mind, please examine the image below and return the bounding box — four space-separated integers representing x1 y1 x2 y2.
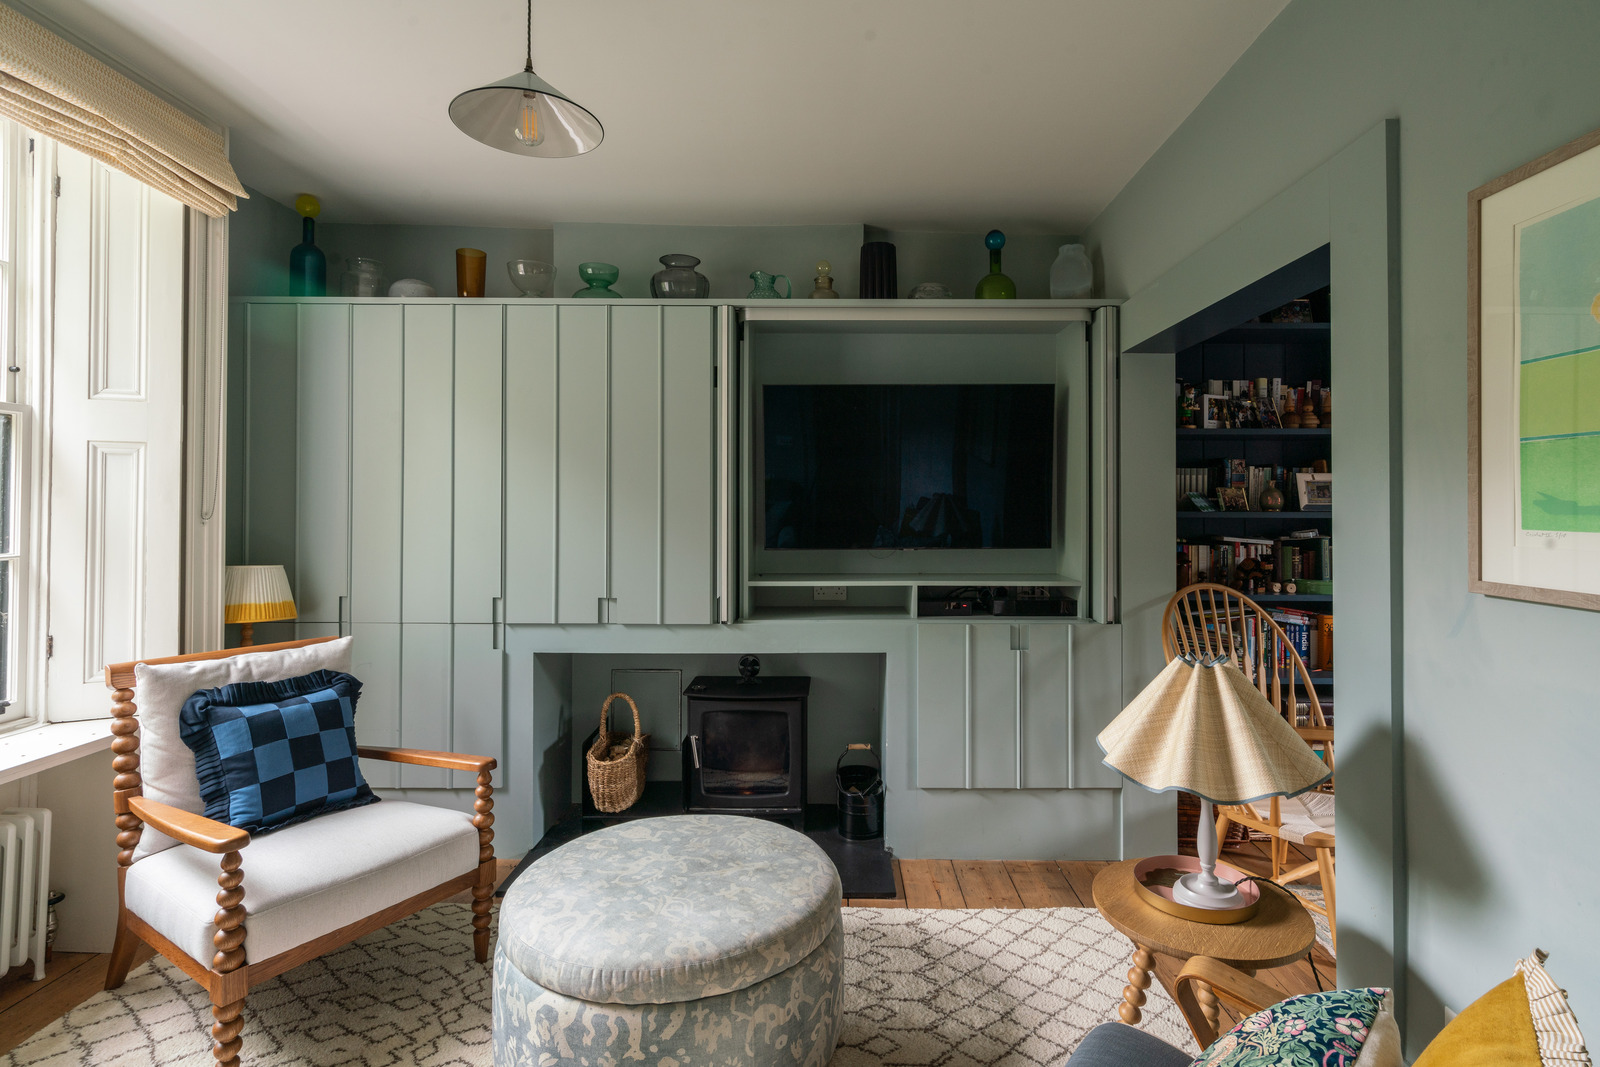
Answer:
743 575 1082 622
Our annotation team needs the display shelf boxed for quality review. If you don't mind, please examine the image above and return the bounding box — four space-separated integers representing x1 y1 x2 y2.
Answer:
742 606 914 622
745 573 1082 588
1177 510 1331 520
1177 428 1330 439
1249 594 1333 605
1206 322 1330 345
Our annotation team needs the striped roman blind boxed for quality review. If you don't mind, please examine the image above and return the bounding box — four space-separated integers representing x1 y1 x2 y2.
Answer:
0 3 244 216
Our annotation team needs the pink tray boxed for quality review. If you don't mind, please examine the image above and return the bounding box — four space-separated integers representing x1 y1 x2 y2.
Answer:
1132 854 1261 924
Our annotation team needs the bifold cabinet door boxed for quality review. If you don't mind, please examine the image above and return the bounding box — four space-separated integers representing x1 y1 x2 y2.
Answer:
350 622 402 789
402 307 455 624
916 623 1073 789
504 305 558 624
350 306 403 624
296 304 351 626
555 306 610 623
450 624 504 789
398 623 453 789
659 307 716 624
454 307 504 625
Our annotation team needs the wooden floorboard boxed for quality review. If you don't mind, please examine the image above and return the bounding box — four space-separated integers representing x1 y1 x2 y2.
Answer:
953 860 1023 908
1003 860 1083 908
4 856 1330 1056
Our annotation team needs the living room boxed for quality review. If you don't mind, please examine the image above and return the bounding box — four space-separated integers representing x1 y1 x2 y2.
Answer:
0 2 1594 1066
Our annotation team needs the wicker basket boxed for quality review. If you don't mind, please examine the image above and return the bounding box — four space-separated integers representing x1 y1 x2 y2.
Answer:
586 693 650 813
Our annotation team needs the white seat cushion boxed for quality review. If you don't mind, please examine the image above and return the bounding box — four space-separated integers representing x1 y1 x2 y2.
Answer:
124 800 478 966
1248 790 1336 844
130 637 354 861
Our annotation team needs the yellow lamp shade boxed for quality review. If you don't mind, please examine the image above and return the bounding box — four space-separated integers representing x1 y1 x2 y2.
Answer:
224 565 297 624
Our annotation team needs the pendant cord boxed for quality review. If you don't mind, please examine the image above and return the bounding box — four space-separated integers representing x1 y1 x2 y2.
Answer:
524 0 533 71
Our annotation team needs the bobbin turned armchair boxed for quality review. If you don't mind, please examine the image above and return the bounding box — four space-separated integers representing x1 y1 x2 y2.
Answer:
103 637 496 1067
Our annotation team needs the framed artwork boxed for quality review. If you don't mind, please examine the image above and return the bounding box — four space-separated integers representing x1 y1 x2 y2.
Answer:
1296 472 1332 510
1216 487 1249 511
1201 394 1227 430
1470 124 1600 611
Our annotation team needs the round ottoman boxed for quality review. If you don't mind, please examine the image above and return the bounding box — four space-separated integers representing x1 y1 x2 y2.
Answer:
493 814 843 1067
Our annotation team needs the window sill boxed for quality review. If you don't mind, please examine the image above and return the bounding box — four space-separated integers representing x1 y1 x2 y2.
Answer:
0 719 111 786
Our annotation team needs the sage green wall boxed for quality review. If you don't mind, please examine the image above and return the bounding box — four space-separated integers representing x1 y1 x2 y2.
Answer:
228 184 299 300
1085 0 1600 1045
318 223 555 299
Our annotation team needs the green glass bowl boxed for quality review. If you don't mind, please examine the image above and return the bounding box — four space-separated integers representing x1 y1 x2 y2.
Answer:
574 261 621 297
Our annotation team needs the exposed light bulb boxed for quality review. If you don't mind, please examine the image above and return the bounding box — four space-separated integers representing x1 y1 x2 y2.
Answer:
514 92 543 147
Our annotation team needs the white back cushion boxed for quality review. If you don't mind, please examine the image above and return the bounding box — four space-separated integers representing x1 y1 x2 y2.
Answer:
130 637 354 861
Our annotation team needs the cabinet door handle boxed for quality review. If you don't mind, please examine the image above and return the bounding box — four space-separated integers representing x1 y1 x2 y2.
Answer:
689 734 703 769
1015 648 1026 789
338 595 348 637
491 596 502 649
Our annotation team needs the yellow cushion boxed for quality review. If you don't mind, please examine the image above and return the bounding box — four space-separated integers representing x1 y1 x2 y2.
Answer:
1413 976 1542 1067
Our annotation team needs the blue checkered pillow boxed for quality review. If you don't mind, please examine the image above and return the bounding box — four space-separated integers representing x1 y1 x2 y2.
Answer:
179 669 378 835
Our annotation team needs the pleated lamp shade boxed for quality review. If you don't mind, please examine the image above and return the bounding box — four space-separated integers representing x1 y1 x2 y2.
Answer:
224 565 297 624
1097 655 1331 806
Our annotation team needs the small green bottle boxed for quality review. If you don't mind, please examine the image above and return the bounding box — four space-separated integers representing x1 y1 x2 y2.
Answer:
974 229 1016 299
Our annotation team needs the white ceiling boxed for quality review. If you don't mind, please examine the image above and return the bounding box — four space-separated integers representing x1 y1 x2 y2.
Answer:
20 0 1287 231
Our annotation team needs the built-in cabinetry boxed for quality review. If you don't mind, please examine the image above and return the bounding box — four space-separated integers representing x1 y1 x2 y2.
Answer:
235 299 720 789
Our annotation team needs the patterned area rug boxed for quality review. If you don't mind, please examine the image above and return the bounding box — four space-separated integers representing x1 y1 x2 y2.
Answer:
3 904 1194 1067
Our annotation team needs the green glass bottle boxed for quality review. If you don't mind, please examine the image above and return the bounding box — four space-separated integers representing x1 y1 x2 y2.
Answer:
974 229 1016 299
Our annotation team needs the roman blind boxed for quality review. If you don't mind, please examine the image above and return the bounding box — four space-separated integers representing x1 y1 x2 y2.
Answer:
0 3 245 216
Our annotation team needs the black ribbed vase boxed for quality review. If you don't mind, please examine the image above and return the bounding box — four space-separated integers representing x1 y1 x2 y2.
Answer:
859 241 898 299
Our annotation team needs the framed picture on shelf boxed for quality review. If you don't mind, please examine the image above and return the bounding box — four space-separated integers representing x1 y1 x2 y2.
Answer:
1201 394 1227 430
1217 487 1249 511
1296 472 1332 510
1470 122 1600 611
1185 491 1217 512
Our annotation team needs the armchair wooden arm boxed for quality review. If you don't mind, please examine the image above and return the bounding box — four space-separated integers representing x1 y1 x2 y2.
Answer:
127 797 250 854
357 746 497 774
1172 956 1288 1048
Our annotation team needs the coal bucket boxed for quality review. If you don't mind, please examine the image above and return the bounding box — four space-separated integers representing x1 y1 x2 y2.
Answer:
836 743 884 840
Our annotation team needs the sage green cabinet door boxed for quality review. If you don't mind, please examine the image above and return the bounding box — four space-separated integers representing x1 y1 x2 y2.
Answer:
350 621 402 789
555 306 610 624
402 306 454 624
350 305 403 624
608 307 663 624
660 307 716 624
504 305 557 624
916 624 970 787
450 623 504 789
295 304 350 625
970 625 1020 789
1020 625 1070 789
1071 622 1124 789
398 622 451 789
243 304 299 591
454 305 504 624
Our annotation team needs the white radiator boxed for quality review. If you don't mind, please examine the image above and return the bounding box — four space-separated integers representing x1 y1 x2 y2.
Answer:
0 808 50 980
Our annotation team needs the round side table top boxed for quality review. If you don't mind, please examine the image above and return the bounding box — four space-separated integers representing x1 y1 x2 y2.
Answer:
1092 859 1314 969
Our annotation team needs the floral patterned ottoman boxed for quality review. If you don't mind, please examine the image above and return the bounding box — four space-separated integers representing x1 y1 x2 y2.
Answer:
492 814 844 1067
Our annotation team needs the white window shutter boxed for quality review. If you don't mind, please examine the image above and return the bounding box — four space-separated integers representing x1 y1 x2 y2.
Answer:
44 146 182 721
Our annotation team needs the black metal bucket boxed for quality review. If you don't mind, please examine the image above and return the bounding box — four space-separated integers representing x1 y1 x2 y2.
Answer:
836 744 884 840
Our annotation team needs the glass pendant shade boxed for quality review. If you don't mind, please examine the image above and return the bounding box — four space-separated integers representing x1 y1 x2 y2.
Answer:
449 68 603 157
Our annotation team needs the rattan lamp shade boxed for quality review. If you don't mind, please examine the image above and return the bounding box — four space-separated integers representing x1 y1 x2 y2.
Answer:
1098 655 1331 806
224 565 296 625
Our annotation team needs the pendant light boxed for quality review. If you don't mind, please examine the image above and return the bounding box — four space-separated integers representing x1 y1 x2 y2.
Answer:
448 0 603 157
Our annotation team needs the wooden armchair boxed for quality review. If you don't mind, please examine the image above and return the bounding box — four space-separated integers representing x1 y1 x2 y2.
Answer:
104 637 496 1067
1162 584 1337 949
1171 955 1293 1048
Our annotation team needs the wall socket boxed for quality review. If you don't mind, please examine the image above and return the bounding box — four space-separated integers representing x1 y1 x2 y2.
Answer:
813 586 847 602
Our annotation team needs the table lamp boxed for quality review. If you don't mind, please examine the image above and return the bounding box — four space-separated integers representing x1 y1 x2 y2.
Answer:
1098 653 1331 910
224 565 296 647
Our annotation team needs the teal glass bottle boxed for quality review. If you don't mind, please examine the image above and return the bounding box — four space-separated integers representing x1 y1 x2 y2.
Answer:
974 229 1016 299
289 216 326 297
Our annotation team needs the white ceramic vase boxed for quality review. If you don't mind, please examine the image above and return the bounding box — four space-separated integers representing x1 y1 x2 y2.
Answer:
1049 244 1093 299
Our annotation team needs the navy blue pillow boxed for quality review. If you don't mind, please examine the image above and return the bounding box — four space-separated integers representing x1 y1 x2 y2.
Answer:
179 669 378 835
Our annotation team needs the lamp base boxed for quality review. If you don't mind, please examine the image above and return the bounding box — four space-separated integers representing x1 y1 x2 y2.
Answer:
1171 871 1247 910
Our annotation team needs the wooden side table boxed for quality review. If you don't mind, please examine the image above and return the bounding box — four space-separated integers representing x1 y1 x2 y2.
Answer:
1092 860 1314 1041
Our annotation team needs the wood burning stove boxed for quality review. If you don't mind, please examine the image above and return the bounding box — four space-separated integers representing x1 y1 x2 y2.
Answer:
682 675 809 815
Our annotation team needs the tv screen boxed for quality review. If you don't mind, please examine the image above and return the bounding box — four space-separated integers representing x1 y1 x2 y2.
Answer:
762 383 1055 550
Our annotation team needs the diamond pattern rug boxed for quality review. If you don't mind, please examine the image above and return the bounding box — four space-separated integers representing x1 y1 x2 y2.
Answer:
3 904 1194 1067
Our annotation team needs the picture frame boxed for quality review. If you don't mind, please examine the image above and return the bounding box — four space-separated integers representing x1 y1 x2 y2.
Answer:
1469 123 1600 611
1201 394 1226 430
1216 487 1249 511
1296 472 1332 510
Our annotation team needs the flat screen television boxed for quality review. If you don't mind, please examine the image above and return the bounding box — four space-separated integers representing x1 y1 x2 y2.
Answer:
761 383 1055 551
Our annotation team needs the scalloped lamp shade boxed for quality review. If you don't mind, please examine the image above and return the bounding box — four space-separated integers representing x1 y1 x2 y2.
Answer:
224 565 296 625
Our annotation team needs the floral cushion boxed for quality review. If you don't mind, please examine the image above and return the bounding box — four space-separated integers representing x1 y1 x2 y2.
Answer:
1191 987 1390 1067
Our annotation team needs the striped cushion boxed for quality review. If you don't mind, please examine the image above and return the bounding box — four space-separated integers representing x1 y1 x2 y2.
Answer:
1518 950 1592 1066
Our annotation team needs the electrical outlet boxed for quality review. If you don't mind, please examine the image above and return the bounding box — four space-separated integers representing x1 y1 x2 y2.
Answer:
813 586 847 602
